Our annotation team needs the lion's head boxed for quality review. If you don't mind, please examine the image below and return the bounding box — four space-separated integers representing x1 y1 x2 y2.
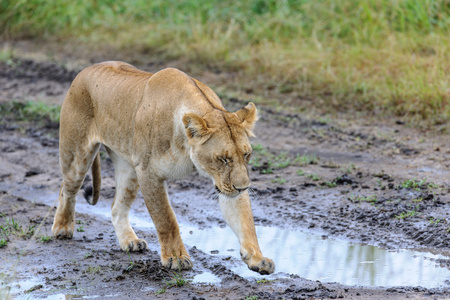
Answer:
183 102 258 198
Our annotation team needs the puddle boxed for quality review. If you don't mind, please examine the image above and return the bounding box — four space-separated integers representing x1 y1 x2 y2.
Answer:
3 184 450 288
46 295 83 300
180 226 450 288
192 271 221 284
1 276 45 298
45 294 119 299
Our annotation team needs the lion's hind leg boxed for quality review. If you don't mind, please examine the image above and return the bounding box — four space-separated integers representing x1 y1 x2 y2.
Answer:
107 148 148 252
52 141 100 239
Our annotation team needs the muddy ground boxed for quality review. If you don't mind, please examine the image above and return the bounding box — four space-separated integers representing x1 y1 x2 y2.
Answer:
0 56 450 299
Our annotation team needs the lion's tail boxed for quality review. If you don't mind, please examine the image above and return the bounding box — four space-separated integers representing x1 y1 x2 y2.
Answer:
83 152 101 205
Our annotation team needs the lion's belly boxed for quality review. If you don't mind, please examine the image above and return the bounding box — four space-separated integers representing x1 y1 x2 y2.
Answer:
156 160 195 180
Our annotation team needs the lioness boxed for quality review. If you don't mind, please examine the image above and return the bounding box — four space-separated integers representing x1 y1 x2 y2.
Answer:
52 61 274 275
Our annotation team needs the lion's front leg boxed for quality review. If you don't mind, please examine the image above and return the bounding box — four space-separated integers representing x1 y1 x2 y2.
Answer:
137 173 192 270
219 192 275 275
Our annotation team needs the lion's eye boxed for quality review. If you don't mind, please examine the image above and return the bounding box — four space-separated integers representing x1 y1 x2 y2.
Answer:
244 152 252 160
218 156 232 165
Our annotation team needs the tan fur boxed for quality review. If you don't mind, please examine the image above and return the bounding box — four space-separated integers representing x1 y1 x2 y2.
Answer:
52 61 274 274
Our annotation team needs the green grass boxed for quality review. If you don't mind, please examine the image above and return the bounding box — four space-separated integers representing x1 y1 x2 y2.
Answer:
294 154 319 166
86 265 102 274
0 101 60 124
396 209 417 219
271 178 287 184
250 144 292 174
0 238 7 248
250 144 320 174
1 1 449 125
163 272 189 288
349 194 378 205
125 252 135 272
38 235 52 243
324 181 337 188
0 217 35 239
341 164 357 174
297 169 305 176
399 178 439 191
256 278 274 284
307 173 321 181
429 217 441 225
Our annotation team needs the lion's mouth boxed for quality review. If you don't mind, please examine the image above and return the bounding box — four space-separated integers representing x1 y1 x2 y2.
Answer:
215 185 240 197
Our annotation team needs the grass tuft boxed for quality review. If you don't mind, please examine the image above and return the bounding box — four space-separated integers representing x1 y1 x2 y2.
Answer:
39 235 52 243
396 209 418 219
349 194 378 205
0 238 8 248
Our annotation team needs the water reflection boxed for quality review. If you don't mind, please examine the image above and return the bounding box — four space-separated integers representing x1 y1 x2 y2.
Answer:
181 226 450 288
192 271 221 284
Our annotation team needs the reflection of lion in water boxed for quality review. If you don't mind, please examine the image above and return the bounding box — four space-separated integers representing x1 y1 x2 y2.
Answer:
52 61 274 274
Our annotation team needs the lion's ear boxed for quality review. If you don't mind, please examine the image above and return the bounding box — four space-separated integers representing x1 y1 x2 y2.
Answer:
182 113 211 141
235 102 258 137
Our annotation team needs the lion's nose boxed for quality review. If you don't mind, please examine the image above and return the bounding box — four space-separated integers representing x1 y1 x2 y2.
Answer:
233 185 248 193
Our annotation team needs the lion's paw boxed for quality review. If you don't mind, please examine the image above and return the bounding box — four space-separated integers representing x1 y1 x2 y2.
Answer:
241 248 275 275
120 238 149 252
161 255 193 270
52 223 74 239
247 257 275 275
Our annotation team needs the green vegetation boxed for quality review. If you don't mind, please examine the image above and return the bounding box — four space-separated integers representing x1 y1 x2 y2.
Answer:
0 217 35 240
399 178 439 191
250 144 319 174
0 101 60 124
0 238 7 248
39 235 52 243
246 296 259 300
272 178 287 184
429 217 441 225
294 154 319 166
125 252 135 272
341 164 356 174
86 265 102 274
324 181 337 188
77 225 85 232
396 209 417 219
256 278 274 284
163 272 189 288
2 1 449 124
412 197 424 203
84 251 93 259
349 194 378 205
307 173 321 181
250 144 292 174
0 46 14 64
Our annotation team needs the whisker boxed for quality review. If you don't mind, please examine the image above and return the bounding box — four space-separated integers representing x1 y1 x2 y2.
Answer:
212 190 222 201
248 187 260 201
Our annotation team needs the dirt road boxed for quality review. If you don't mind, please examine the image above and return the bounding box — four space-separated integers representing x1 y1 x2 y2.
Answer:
1 58 449 299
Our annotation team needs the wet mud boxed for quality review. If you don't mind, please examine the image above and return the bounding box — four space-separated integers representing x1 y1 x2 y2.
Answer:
1 58 450 299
